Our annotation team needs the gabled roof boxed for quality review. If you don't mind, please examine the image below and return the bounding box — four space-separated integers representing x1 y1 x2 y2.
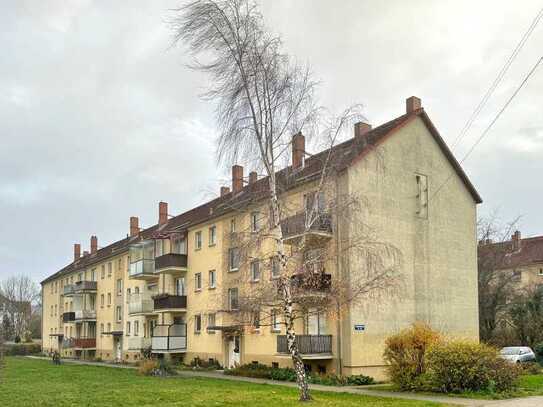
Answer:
479 235 543 270
42 108 481 285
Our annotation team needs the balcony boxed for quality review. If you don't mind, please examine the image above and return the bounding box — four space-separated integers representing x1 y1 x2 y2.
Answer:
291 273 332 293
280 212 332 246
62 338 74 348
128 337 152 351
62 312 75 323
74 310 96 321
277 335 332 358
129 259 157 280
153 294 187 312
129 293 155 315
154 253 188 275
64 281 97 296
73 338 96 349
152 324 186 353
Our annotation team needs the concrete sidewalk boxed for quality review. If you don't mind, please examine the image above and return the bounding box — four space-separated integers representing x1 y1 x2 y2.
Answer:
24 356 543 406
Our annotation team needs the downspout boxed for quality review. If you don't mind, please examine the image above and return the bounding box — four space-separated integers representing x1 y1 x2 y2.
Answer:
334 175 342 375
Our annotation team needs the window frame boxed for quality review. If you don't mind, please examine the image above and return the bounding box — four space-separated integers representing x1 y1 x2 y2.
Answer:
250 260 260 282
208 225 217 246
195 231 202 250
209 270 216 289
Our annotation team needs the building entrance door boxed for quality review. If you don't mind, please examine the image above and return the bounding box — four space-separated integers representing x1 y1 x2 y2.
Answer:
115 338 122 361
227 336 240 368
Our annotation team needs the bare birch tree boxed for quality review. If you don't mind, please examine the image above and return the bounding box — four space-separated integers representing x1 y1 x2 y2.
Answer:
170 0 401 400
0 276 39 341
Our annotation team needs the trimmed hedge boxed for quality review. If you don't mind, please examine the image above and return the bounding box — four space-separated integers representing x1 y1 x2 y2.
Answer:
224 363 374 386
1 343 41 356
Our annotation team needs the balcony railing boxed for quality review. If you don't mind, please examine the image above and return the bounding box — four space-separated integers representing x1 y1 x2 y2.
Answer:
129 259 156 279
152 324 187 352
63 285 75 296
153 294 187 311
73 338 96 349
154 253 188 273
129 293 155 315
62 338 74 348
74 310 96 320
73 281 97 292
128 337 152 350
280 212 332 241
277 335 332 354
62 312 75 323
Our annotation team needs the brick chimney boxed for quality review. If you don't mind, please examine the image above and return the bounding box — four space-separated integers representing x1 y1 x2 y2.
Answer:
354 121 372 146
74 243 81 261
511 230 521 251
248 171 257 184
130 216 139 237
220 186 230 196
159 201 168 225
232 165 244 193
406 96 422 113
292 132 305 169
90 235 97 254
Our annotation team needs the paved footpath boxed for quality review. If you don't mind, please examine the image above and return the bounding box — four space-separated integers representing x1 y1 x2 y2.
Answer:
25 356 543 406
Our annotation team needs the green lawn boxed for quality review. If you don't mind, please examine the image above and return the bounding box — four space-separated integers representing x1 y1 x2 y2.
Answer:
0 357 446 407
374 374 543 400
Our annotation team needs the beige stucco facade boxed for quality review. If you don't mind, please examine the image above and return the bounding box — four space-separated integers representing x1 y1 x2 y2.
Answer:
42 99 480 380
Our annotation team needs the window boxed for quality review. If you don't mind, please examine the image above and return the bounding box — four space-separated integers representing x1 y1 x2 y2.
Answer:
116 279 122 296
78 273 83 282
229 247 240 271
107 293 112 306
251 212 259 232
195 273 202 291
100 323 104 334
208 226 217 246
91 268 96 281
230 218 236 233
195 231 202 250
134 321 139 336
50 305 53 317
252 311 260 330
155 239 164 257
194 314 202 333
228 288 239 310
134 286 140 295
101 265 105 279
117 258 122 272
54 304 57 316
304 191 325 214
54 281 57 293
207 313 216 331
250 260 260 282
172 234 186 254
107 323 111 333
271 256 280 278
415 174 429 219
175 278 185 296
539 268 543 276
107 262 112 277
116 306 122 322
126 288 131 303
271 309 280 332
126 321 131 335
100 294 104 307
209 270 216 289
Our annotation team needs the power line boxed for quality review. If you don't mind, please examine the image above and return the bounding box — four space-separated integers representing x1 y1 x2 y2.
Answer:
429 56 543 203
451 6 543 149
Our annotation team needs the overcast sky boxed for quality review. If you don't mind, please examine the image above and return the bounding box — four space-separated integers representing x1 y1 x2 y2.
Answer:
1 0 542 283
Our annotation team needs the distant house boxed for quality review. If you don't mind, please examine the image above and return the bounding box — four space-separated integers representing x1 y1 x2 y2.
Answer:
479 231 543 289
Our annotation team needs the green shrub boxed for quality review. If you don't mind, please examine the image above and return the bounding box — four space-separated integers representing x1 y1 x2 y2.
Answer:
346 374 375 386
518 361 541 375
426 341 519 393
224 363 271 379
534 343 543 365
138 359 159 376
1 343 41 356
270 367 297 382
383 322 442 390
189 357 222 370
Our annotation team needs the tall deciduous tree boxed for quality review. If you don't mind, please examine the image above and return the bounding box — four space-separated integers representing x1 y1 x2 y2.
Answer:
170 0 401 400
0 276 40 341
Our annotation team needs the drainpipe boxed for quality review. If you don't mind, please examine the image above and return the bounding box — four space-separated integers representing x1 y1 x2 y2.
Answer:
334 176 343 375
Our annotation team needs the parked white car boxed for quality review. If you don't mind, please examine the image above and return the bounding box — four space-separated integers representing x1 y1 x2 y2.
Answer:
499 346 537 363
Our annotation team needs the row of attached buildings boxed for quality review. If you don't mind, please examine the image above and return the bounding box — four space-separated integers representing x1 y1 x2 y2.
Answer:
42 97 482 379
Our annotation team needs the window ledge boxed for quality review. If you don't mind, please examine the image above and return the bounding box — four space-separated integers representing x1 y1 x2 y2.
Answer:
208 286 216 290
208 243 216 248
207 330 216 334
271 329 281 334
229 268 239 273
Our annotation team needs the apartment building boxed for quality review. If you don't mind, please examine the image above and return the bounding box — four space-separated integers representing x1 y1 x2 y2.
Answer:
42 96 481 379
479 231 543 289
